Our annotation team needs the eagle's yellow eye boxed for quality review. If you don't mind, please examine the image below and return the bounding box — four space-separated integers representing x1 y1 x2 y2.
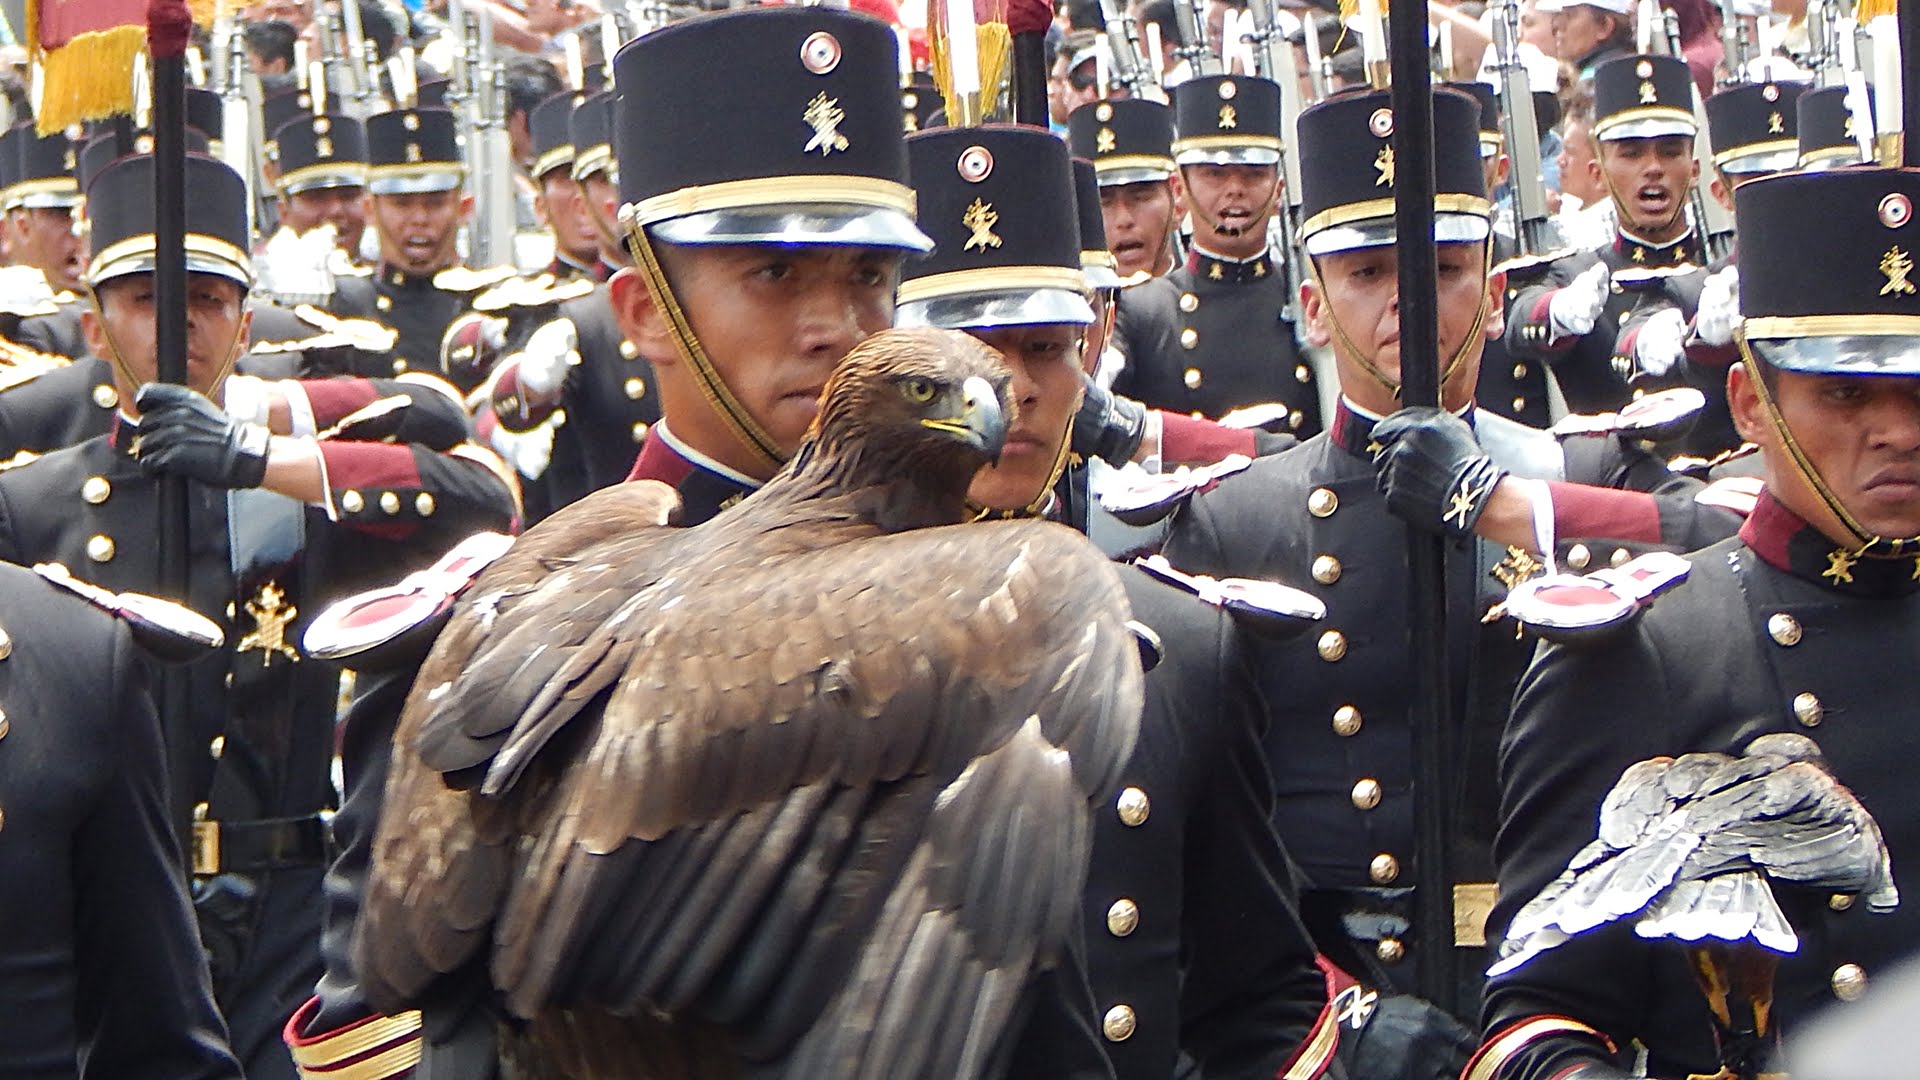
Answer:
901 377 937 403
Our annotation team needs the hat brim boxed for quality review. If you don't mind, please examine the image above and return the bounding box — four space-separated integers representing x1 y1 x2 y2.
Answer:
1716 146 1800 176
648 204 934 252
1595 116 1697 142
1176 146 1283 167
896 287 1094 330
282 169 369 196
1097 165 1176 186
367 170 464 195
1304 212 1491 256
12 193 83 210
1082 261 1125 289
1746 331 1920 376
92 250 253 290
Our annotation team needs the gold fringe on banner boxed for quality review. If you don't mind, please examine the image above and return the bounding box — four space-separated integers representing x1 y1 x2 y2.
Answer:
34 23 146 133
1855 0 1895 22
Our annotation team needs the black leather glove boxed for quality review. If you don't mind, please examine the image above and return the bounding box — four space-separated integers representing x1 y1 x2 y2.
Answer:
133 382 271 488
1370 406 1508 538
1071 373 1149 467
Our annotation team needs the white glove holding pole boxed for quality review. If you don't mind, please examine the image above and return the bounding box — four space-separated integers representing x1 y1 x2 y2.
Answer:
1693 265 1739 347
517 318 582 398
1633 308 1689 378
1547 262 1611 340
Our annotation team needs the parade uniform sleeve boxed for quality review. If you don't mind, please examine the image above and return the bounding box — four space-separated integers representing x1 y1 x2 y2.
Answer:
75 624 244 1080
1502 275 1580 357
285 667 423 1079
1471 614 1708 1080
296 374 473 451
1547 434 1745 560
1156 410 1296 465
1178 615 1341 1079
316 441 520 539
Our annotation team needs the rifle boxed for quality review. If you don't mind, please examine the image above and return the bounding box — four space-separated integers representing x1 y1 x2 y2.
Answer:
1170 0 1218 78
1301 10 1331 100
1096 0 1161 100
337 0 378 118
216 15 266 244
1661 11 1735 261
1489 0 1564 262
1245 0 1308 341
449 1 518 269
1717 0 1753 87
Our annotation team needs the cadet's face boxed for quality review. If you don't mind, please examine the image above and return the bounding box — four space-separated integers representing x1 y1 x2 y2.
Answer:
83 273 251 403
282 186 368 253
1178 163 1280 257
367 189 470 274
1556 119 1604 207
1732 365 1920 543
580 172 626 264
1099 181 1178 278
9 208 83 292
1599 136 1697 238
611 243 902 477
964 323 1086 511
538 171 600 265
1303 241 1502 413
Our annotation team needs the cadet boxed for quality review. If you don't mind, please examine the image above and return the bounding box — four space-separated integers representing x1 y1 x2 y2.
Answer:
1502 55 1707 416
1109 72 1322 434
0 152 518 1080
0 566 243 1079
526 90 603 283
0 124 88 358
327 105 510 389
1067 97 1183 281
1468 163 1920 1080
295 9 1113 1076
267 110 371 265
898 119 1343 1080
1159 86 1741 1032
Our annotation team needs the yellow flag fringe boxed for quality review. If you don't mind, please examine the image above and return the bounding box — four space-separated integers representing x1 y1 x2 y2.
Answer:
34 23 147 133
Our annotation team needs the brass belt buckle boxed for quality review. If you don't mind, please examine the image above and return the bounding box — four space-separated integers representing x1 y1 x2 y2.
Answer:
192 819 221 876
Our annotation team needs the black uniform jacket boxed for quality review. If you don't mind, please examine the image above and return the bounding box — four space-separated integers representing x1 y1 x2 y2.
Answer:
0 561 242 1080
1503 232 1705 415
1161 403 1742 1006
1089 566 1341 1079
1474 491 1920 1080
0 357 120 460
329 266 506 392
1113 248 1321 436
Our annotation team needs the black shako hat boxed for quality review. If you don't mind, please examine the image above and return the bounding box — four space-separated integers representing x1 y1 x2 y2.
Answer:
896 124 1090 330
1591 54 1696 142
87 153 251 288
272 113 368 195
0 125 80 210
1072 157 1122 289
1797 84 1875 170
1068 98 1176 185
1444 80 1503 158
1296 87 1491 256
1706 79 1806 176
1171 74 1284 166
530 90 583 179
570 90 613 182
612 6 928 251
1735 167 1920 374
364 107 463 195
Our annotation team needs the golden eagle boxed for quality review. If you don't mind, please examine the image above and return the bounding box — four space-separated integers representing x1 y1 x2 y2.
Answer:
353 328 1144 1078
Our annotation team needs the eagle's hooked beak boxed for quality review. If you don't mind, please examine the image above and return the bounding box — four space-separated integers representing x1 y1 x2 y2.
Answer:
959 375 1008 464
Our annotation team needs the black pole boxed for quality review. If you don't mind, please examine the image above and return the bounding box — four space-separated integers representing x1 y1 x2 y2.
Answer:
150 0 196 843
1901 0 1917 168
1386 0 1457 1016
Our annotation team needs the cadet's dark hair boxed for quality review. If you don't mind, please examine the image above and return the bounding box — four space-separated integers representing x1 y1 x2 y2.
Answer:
505 56 566 121
1136 0 1182 47
244 20 299 72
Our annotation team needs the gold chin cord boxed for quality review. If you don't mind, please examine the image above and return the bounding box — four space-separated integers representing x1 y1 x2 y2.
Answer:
1737 333 1920 557
92 291 247 409
966 411 1076 521
625 220 788 473
1307 240 1491 400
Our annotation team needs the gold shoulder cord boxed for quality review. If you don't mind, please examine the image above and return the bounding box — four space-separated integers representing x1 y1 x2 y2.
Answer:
1306 240 1491 400
624 218 788 473
1736 330 1920 557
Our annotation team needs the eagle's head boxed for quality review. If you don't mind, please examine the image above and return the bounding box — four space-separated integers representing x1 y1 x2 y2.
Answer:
806 328 1012 480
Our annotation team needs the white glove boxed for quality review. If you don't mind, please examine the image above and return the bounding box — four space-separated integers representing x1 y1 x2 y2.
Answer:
1693 265 1739 347
518 318 581 397
488 416 556 480
1632 308 1688 378
1547 262 1610 340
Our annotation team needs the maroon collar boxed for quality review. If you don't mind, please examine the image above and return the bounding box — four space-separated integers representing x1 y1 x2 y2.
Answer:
1739 489 1920 596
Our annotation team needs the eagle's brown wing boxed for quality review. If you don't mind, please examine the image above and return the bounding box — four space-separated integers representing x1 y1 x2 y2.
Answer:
356 513 1141 1077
